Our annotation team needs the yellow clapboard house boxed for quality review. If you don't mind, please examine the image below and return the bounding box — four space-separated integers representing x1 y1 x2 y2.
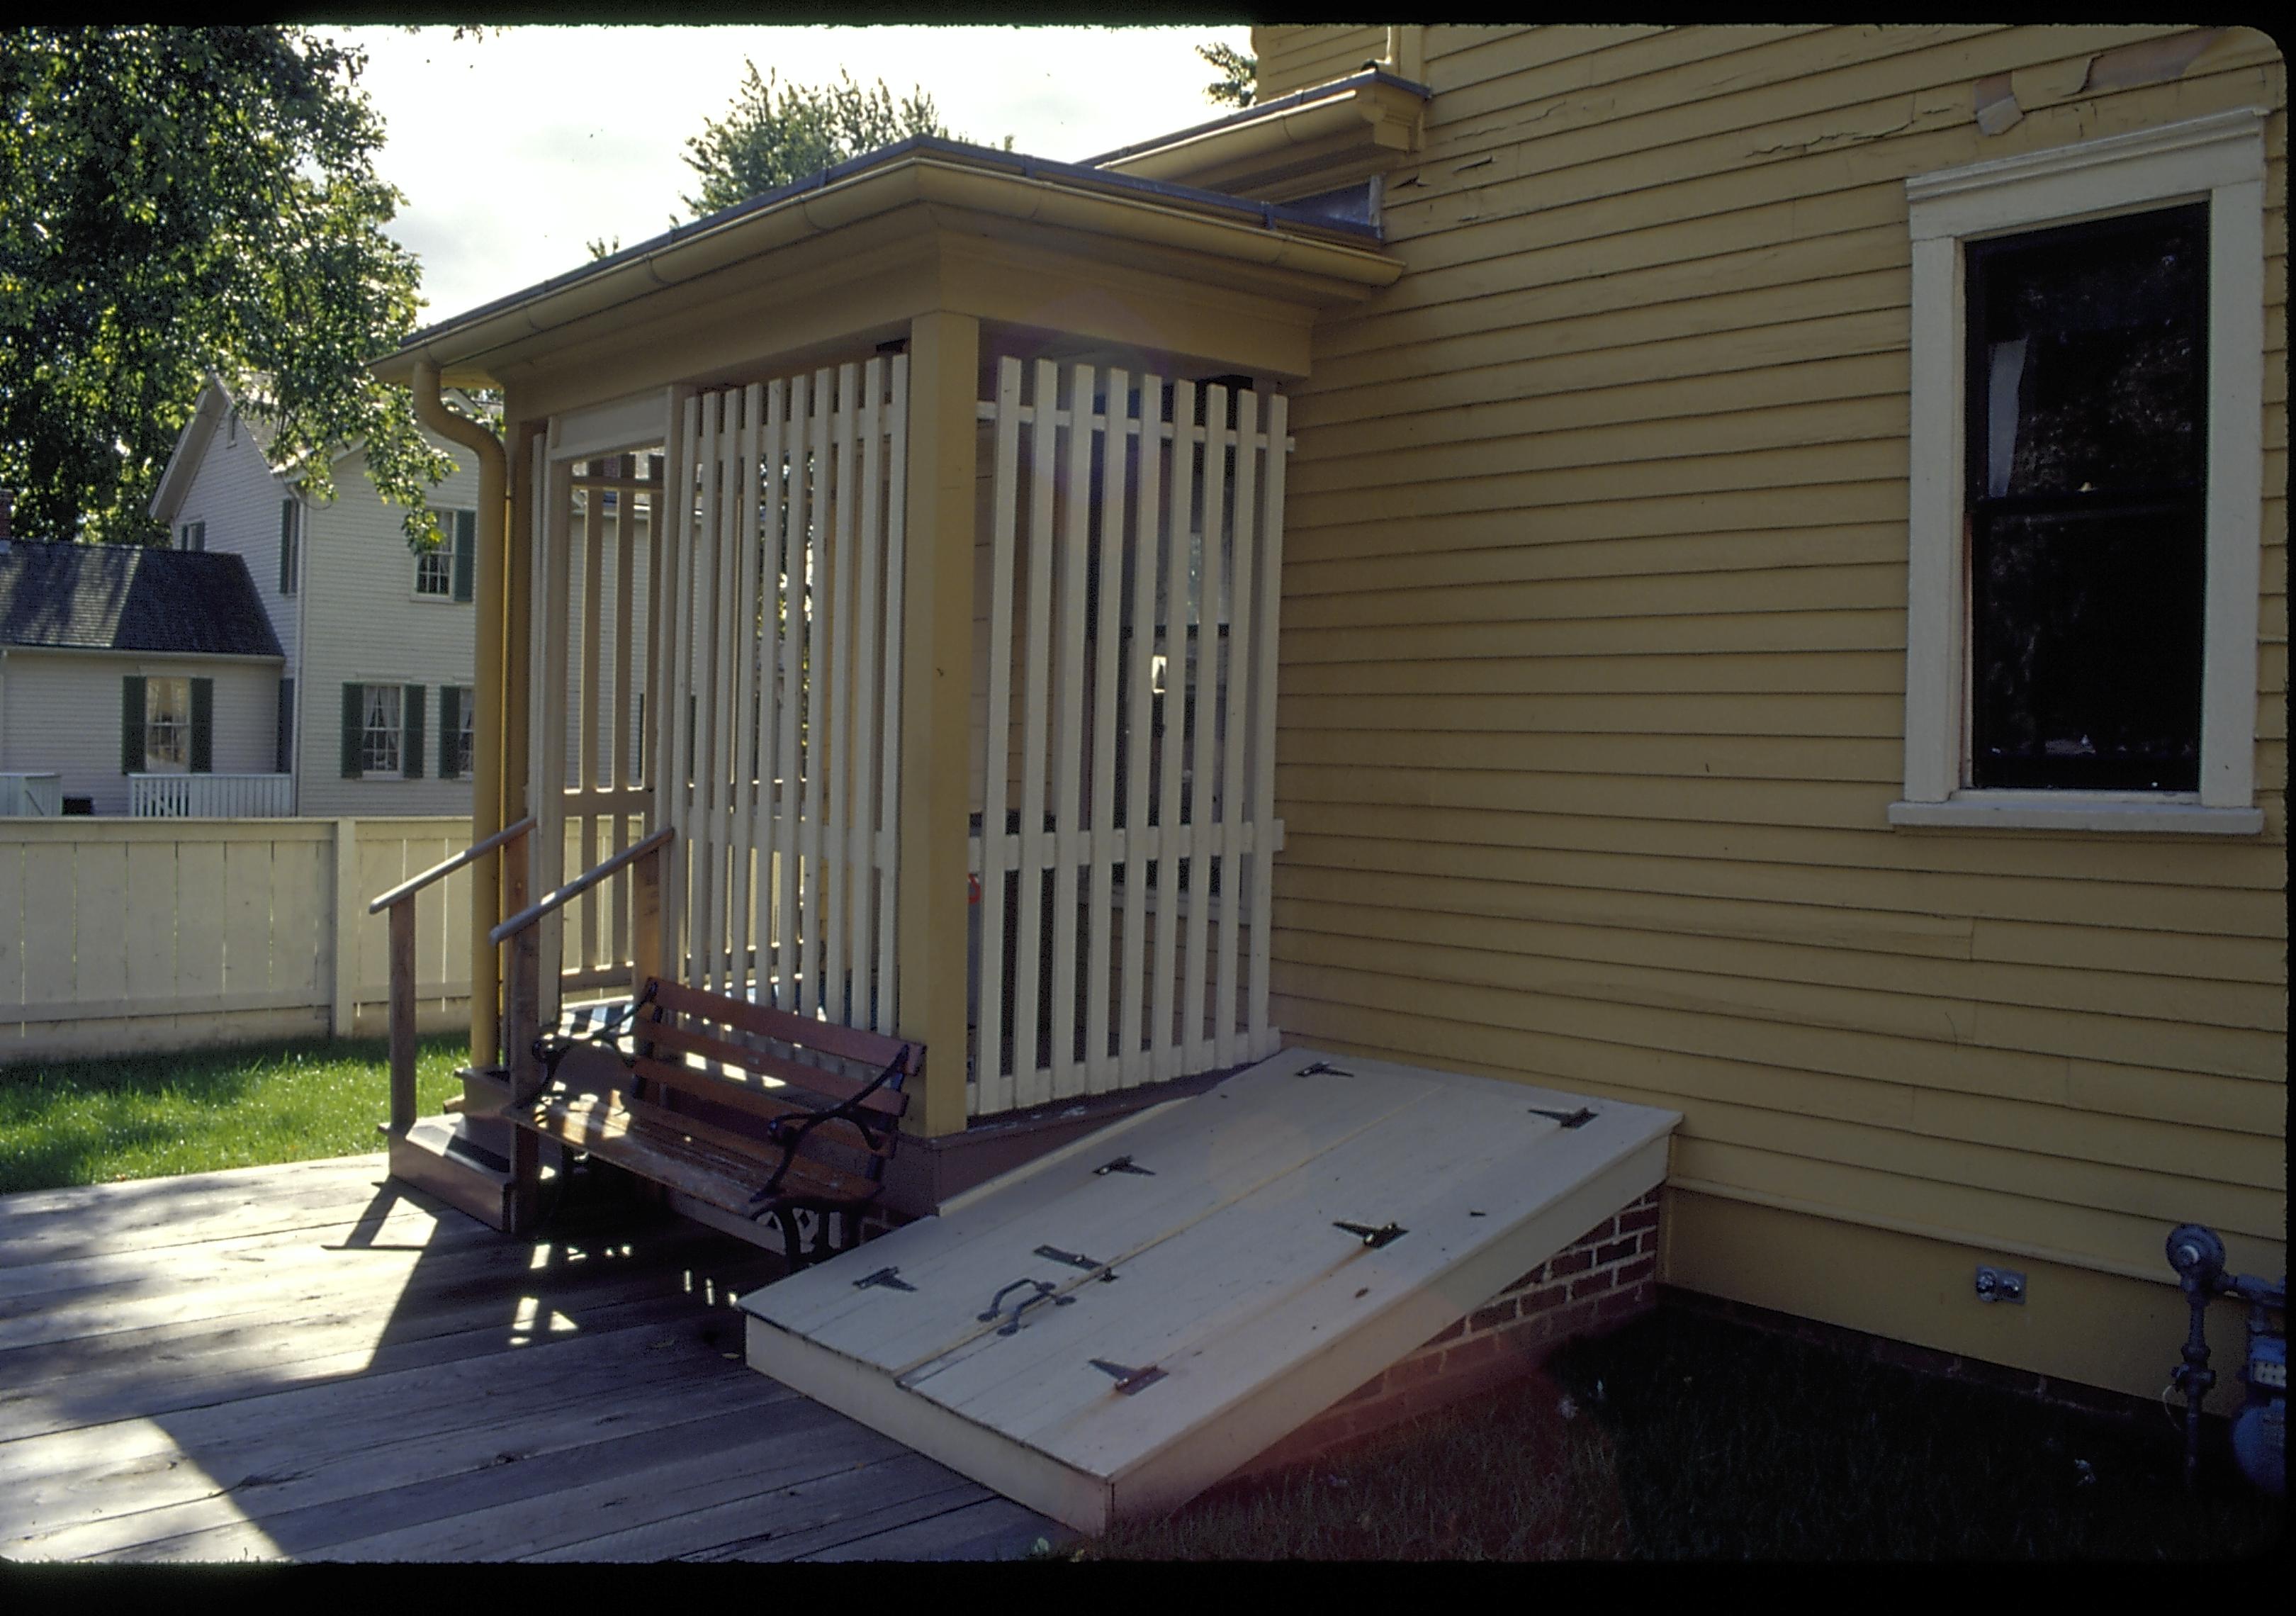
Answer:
368 25 2284 1426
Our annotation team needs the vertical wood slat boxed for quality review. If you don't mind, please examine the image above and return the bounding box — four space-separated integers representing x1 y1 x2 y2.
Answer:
692 391 726 994
580 464 607 974
1012 359 1059 1109
610 459 640 969
1213 387 1259 1071
656 391 696 975
1118 372 1164 1089
752 379 787 1007
1180 384 1227 1077
799 369 834 1019
716 391 750 994
875 354 908 1038
1048 363 1094 1101
728 386 765 1000
775 374 809 1011
729 389 765 1002
848 358 886 1039
539 457 574 1028
978 357 1024 1109
1084 367 1129 1093
1150 381 1195 1083
1247 392 1288 1059
825 363 861 1026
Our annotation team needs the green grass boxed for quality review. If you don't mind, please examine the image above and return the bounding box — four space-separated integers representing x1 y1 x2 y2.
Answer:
0 1033 467 1196
1078 1305 2287 1561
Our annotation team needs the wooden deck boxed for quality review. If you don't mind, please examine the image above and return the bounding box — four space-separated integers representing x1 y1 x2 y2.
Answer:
0 1154 1059 1562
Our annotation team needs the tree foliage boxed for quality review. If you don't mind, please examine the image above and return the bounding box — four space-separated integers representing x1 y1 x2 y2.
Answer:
1198 41 1256 108
680 64 958 218
0 27 457 548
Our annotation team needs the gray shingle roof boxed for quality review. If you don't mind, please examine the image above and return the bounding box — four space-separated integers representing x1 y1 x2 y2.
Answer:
0 541 283 658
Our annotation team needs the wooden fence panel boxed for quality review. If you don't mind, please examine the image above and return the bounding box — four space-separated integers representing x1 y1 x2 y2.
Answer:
0 817 477 1062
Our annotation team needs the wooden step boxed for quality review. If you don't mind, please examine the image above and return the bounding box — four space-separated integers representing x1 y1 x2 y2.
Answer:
386 1115 547 1234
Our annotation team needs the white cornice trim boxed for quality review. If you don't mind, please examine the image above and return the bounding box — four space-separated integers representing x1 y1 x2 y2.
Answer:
1908 108 2269 240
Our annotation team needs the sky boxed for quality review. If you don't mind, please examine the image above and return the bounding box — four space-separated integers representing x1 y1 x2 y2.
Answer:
320 25 1256 328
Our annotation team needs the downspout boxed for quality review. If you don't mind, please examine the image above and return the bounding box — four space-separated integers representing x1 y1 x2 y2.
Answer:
410 362 509 1072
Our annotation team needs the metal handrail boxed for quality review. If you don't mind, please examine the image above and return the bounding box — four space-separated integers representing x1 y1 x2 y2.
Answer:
368 815 537 914
491 826 674 946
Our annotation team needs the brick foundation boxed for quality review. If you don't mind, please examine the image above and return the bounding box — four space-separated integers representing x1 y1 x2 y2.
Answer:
1230 1187 1665 1481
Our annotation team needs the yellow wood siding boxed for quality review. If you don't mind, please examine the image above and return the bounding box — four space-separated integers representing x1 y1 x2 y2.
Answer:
1270 24 2287 1397
1252 26 1392 100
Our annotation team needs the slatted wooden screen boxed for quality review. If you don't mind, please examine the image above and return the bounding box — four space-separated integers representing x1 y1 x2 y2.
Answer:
529 451 660 1011
657 358 908 1031
969 359 1288 1117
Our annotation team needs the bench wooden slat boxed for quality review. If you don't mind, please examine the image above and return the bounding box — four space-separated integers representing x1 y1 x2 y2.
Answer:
624 1098 882 1203
526 1094 887 1217
510 975 920 1265
521 1096 765 1218
650 980 922 1077
637 1015 908 1118
621 1079 895 1170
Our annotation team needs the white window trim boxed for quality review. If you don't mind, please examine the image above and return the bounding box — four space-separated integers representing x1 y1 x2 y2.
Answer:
412 546 454 601
1893 108 2267 836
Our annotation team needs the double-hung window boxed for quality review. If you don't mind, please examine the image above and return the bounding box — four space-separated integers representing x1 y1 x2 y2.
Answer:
415 510 476 602
341 683 426 780
1893 110 2268 834
143 677 192 773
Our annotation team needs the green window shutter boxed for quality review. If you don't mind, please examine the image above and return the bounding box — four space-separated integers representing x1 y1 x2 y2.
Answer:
189 678 213 773
277 677 296 775
278 500 297 595
122 675 147 775
403 684 426 780
452 510 475 602
439 685 461 778
342 683 363 778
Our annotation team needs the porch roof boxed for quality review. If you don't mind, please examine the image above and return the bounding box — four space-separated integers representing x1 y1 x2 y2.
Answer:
373 138 1402 393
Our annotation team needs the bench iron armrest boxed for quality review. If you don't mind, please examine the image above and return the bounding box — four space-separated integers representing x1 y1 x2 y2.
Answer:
746 1045 911 1210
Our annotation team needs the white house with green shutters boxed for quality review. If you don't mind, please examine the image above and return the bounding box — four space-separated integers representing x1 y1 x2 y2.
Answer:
145 374 487 817
0 537 286 815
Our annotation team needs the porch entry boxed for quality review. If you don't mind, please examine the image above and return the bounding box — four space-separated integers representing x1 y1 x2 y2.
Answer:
520 354 1291 1126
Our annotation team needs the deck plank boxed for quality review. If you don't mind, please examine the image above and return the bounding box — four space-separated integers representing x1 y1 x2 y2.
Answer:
0 1155 1056 1562
796 1494 1063 1561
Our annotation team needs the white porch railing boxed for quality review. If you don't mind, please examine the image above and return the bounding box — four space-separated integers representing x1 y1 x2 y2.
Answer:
130 773 294 817
0 773 63 817
967 360 1290 1117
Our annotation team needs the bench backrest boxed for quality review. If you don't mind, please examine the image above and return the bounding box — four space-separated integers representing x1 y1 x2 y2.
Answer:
627 978 918 1181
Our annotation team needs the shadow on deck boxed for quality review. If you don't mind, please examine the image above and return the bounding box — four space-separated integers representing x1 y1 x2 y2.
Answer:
0 1154 1059 1561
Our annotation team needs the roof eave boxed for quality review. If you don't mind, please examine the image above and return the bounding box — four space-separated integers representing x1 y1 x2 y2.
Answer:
147 374 233 525
372 142 1400 391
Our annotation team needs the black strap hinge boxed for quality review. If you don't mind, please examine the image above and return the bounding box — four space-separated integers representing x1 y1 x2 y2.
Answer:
1334 1221 1407 1250
1090 1358 1166 1395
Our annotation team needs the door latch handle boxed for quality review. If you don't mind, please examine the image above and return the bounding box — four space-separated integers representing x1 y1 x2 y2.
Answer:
979 1276 1075 1335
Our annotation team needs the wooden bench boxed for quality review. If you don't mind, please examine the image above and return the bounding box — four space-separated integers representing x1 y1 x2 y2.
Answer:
507 978 921 1269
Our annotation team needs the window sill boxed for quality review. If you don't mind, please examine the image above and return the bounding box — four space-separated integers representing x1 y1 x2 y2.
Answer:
1887 796 2265 836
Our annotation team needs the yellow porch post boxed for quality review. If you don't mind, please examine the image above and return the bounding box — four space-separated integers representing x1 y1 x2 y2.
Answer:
896 312 981 1138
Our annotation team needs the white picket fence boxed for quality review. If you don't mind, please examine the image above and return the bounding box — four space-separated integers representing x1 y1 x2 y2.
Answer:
0 816 480 1062
130 773 294 818
968 359 1289 1116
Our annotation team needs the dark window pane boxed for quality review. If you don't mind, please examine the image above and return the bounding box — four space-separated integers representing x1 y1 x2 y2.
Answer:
1969 502 2204 791
1972 206 2207 499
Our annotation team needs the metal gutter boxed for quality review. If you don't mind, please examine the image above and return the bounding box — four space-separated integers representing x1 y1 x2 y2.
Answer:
1081 69 1432 169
